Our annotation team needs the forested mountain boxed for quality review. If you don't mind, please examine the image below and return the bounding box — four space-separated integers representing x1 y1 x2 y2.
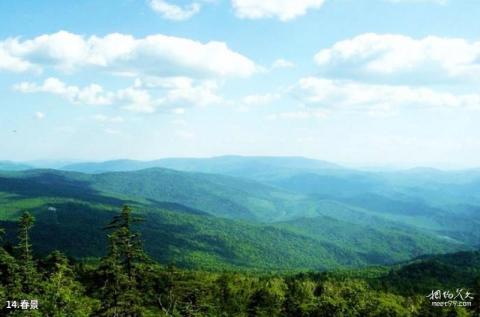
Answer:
1 207 478 316
0 162 476 271
376 250 480 295
1 158 479 316
61 156 480 248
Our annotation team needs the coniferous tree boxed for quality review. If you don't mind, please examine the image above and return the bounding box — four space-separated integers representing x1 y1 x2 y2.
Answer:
104 206 147 280
15 212 39 295
96 205 147 317
41 251 98 317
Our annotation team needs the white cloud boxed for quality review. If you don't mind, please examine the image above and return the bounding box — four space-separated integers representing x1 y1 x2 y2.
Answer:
14 77 114 105
135 76 223 107
165 80 221 107
34 112 45 120
115 87 157 113
293 77 480 115
4 31 90 72
148 0 201 20
145 0 444 23
232 0 325 21
314 33 480 83
13 77 157 112
1 31 257 77
0 47 34 72
14 76 223 113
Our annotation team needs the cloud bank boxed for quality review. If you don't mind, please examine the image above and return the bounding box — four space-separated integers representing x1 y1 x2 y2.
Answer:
314 33 480 83
0 31 257 77
293 77 480 115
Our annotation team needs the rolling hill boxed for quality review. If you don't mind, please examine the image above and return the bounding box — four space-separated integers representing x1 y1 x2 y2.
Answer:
0 167 468 270
376 250 480 295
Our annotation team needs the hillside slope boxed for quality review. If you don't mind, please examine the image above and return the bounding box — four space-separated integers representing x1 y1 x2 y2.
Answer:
0 169 465 270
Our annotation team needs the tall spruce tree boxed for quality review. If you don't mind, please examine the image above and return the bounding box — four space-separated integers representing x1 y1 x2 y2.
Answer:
104 205 147 280
96 205 147 317
15 212 39 295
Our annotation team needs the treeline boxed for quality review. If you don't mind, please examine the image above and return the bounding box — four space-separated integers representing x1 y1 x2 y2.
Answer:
0 206 479 316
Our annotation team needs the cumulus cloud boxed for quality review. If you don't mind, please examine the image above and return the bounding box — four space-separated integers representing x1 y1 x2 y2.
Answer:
134 76 223 107
293 76 480 115
14 77 114 105
146 0 445 22
14 76 223 113
0 31 257 77
116 87 157 113
13 77 157 112
232 0 325 21
148 0 201 21
314 33 480 83
0 47 33 72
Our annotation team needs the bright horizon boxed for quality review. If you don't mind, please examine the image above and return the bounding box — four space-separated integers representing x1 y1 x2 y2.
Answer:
1 1 480 169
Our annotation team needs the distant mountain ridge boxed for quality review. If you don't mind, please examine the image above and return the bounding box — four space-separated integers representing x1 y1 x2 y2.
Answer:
60 156 343 176
0 161 33 171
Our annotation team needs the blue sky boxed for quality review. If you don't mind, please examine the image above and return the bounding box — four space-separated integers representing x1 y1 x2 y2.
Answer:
1 0 479 168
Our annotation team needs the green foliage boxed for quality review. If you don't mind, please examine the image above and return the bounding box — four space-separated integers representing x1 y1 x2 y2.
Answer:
15 212 40 295
247 278 287 317
376 251 480 295
40 251 98 316
1 161 479 316
1 215 480 316
0 169 467 271
284 278 316 316
95 205 148 317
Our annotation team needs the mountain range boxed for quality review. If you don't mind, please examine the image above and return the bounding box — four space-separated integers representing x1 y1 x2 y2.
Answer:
0 156 478 270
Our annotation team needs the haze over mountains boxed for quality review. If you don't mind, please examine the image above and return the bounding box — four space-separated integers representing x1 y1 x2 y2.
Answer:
0 156 478 270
